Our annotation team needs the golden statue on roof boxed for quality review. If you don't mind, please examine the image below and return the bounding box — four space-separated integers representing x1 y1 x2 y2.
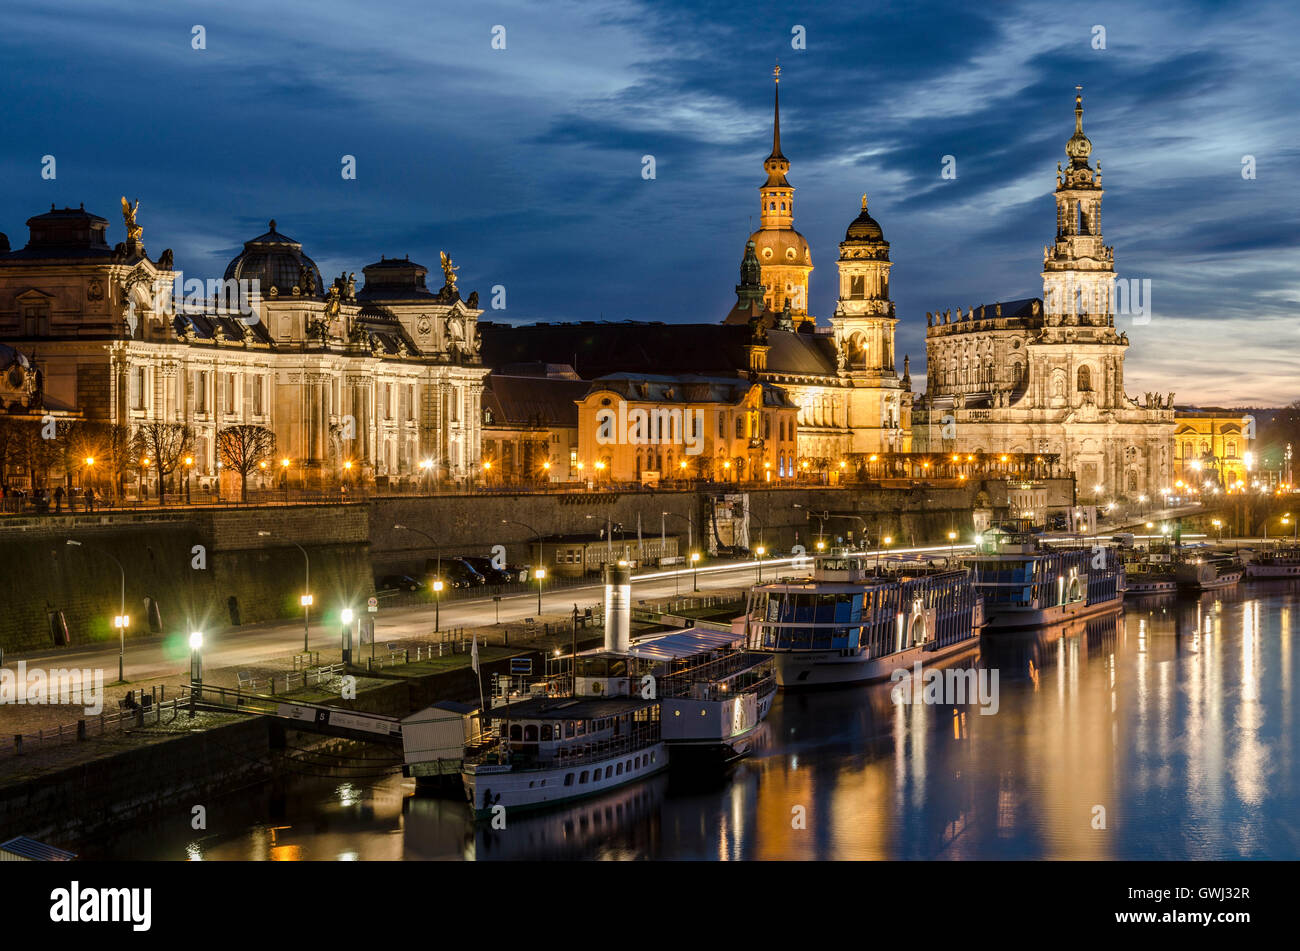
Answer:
120 197 142 244
440 251 459 290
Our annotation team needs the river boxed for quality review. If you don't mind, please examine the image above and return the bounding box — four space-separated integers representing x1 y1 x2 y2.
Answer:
93 582 1298 860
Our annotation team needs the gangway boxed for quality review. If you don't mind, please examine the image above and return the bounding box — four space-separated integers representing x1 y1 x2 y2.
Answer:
179 684 403 746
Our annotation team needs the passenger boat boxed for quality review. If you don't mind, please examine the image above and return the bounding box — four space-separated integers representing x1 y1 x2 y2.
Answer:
1175 553 1244 591
1246 545 1300 579
742 550 984 688
626 629 776 769
964 527 1125 630
461 661 666 819
1122 541 1177 594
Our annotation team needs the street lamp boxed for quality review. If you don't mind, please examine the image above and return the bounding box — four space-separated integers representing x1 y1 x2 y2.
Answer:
66 539 127 684
341 607 355 664
432 579 444 632
189 630 203 684
755 544 766 583
947 530 957 560
259 531 311 651
690 551 700 592
502 519 546 613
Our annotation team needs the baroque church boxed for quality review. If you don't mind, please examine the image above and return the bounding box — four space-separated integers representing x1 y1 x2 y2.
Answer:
0 203 487 489
482 67 912 470
911 92 1175 499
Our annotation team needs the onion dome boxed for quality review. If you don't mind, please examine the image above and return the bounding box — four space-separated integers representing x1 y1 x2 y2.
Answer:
223 220 323 297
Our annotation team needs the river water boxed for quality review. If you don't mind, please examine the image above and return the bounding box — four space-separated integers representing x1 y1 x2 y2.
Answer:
100 582 1299 860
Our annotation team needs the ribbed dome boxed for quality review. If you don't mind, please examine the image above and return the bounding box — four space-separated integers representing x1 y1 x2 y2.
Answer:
844 195 885 242
223 220 323 298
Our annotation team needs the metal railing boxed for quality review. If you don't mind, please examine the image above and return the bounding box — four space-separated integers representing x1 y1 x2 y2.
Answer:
464 725 662 771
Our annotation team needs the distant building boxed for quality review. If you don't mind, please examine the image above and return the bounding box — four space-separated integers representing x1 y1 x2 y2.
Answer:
575 373 798 484
1173 409 1255 490
0 206 487 492
913 93 1174 501
480 364 587 483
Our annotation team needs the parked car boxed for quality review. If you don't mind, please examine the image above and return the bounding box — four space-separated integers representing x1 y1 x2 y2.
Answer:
715 545 751 559
376 574 424 592
460 555 517 585
426 557 486 588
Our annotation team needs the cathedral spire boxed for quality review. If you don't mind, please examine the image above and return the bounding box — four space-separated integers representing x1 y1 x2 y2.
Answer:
763 65 790 188
769 64 784 161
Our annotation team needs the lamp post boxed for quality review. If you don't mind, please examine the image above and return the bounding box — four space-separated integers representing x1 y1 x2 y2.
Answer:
502 519 546 614
690 551 701 592
341 607 354 665
947 530 957 560
662 510 694 593
66 539 127 683
189 630 203 713
394 523 446 628
755 543 766 583
260 531 311 651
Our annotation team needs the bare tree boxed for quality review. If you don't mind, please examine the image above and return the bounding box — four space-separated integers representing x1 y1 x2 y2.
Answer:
217 424 276 502
133 422 194 505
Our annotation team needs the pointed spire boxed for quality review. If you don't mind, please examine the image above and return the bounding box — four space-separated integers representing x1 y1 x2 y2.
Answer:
769 63 785 161
762 65 791 188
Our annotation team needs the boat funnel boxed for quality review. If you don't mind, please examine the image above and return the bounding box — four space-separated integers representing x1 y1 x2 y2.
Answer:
604 561 632 653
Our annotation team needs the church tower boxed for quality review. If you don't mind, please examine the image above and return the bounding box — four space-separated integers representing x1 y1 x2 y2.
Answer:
830 194 909 453
745 65 813 326
1042 88 1115 328
831 194 895 375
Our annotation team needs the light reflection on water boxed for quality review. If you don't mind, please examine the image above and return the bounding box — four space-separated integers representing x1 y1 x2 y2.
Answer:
111 584 1299 860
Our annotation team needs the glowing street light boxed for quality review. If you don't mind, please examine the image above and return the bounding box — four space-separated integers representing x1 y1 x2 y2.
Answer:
690 551 701 591
66 539 127 683
340 607 355 665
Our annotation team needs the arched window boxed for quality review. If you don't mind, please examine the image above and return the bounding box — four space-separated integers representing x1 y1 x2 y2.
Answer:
1077 365 1092 392
509 724 523 741
524 724 538 742
1227 439 1238 458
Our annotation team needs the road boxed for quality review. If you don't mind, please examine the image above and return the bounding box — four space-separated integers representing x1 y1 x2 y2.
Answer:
7 558 792 685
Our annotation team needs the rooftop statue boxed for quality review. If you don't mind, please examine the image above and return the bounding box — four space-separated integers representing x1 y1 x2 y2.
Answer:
121 197 142 243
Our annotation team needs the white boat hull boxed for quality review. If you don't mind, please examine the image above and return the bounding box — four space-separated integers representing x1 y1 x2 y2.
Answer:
463 743 667 819
982 593 1124 631
769 636 979 688
1247 563 1300 579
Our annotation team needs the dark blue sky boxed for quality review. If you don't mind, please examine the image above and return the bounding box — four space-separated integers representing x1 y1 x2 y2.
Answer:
3 0 1296 403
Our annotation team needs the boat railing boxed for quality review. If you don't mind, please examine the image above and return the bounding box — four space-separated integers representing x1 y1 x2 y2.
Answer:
464 724 662 770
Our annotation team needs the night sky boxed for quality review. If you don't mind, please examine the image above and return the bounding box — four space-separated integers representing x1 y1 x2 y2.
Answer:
2 1 1296 404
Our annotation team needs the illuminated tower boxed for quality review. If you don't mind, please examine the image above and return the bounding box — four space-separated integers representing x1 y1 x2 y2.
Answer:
746 65 813 325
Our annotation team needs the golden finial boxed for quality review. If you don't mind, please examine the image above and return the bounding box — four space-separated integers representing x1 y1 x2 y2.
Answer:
773 62 781 84
861 193 868 211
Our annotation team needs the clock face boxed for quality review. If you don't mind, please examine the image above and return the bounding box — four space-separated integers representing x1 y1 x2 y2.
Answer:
416 317 431 335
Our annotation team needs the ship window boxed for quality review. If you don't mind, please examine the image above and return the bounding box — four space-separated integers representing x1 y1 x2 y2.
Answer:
541 724 553 741
651 752 656 763
616 763 623 775
580 771 588 783
634 756 641 768
509 724 522 741
524 724 538 741
605 766 613 778
566 721 575 738
564 773 574 786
